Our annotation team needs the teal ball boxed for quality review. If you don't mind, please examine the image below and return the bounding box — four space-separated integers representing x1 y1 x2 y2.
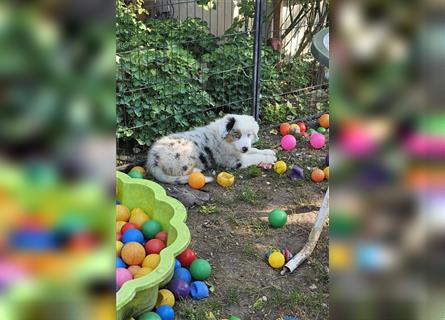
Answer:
189 259 212 281
128 170 144 179
138 312 161 320
141 220 161 239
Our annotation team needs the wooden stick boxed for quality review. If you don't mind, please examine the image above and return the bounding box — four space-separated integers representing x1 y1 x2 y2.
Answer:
281 188 329 275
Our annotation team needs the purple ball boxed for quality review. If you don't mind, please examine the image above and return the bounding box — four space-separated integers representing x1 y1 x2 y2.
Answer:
168 278 190 299
289 166 304 181
325 154 329 166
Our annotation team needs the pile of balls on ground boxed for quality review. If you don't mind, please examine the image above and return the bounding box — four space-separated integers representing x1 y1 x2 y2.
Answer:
133 247 212 320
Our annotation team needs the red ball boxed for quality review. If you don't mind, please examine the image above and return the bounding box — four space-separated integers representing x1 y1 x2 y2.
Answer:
297 121 306 133
121 223 138 234
177 248 197 268
155 231 168 243
144 239 166 255
117 232 122 241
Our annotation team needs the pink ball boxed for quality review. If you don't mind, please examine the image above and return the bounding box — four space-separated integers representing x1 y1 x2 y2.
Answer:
116 267 133 290
310 132 326 149
281 134 297 151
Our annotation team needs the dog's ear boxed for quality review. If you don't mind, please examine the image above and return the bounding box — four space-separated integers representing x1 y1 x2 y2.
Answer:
220 116 236 138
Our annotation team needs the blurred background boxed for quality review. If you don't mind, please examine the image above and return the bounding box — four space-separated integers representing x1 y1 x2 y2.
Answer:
0 1 115 319
330 0 445 319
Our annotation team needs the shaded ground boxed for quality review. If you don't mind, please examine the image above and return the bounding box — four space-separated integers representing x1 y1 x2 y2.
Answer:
153 130 330 320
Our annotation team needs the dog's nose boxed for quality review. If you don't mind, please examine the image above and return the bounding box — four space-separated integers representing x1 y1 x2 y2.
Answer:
242 147 248 153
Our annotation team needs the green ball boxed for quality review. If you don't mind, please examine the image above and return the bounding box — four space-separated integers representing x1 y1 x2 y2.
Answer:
189 258 212 280
141 220 161 239
317 127 327 133
229 317 241 320
138 312 161 320
308 128 316 134
128 170 144 179
268 209 287 228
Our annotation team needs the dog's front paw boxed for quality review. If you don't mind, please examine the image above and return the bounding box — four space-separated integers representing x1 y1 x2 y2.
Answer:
262 149 276 156
263 153 277 164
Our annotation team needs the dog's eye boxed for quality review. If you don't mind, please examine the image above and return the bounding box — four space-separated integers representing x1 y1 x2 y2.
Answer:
233 133 241 139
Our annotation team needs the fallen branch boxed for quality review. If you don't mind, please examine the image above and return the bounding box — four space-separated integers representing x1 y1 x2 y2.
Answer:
281 188 329 275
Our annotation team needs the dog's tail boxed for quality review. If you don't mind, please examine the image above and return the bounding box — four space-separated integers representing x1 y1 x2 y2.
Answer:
147 162 214 185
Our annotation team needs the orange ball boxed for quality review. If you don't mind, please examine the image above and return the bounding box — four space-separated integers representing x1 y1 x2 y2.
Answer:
127 265 141 276
121 242 146 266
129 208 150 228
323 167 329 180
188 172 206 189
311 168 325 182
134 267 153 279
279 123 291 136
116 221 126 233
319 114 329 128
116 205 130 222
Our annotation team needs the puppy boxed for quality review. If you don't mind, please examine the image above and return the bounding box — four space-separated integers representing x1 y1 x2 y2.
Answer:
146 114 277 184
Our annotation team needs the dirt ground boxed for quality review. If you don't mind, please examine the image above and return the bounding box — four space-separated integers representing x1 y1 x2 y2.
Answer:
151 129 330 320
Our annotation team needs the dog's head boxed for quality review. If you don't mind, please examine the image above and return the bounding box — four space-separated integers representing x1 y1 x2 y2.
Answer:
217 114 259 153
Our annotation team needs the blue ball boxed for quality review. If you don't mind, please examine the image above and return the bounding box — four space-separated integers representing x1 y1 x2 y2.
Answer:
116 257 126 268
116 200 121 205
156 305 174 320
190 281 209 300
174 259 182 270
173 267 192 283
121 229 145 244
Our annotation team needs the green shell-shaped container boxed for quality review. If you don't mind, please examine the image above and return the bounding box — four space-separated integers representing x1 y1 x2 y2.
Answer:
116 171 190 320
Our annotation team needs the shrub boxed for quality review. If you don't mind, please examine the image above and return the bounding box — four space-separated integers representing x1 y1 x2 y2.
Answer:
117 46 215 146
116 0 147 52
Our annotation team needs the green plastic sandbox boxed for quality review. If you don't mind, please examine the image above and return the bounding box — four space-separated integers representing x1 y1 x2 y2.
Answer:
116 171 190 320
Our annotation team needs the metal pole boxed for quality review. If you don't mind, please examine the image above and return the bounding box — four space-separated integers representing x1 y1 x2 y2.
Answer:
251 0 263 121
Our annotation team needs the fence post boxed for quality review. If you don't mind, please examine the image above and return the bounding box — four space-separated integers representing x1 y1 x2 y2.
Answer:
251 0 263 121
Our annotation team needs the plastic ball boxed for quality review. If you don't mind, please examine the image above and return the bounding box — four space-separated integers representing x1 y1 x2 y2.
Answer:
188 172 206 189
142 220 162 240
317 127 327 133
121 229 145 244
131 166 146 175
310 132 326 149
134 267 153 279
121 242 146 266
289 124 301 136
268 251 285 269
116 268 133 290
177 248 197 268
189 259 212 281
289 166 304 181
116 205 130 222
145 239 166 255
173 267 192 283
156 289 175 308
311 168 325 182
116 257 127 268
129 208 150 228
138 312 161 320
268 209 287 228
190 281 209 300
323 167 329 180
155 231 168 243
319 113 329 128
174 259 182 269
116 241 123 256
127 265 141 276
281 134 297 151
168 278 190 300
116 221 126 233
296 121 306 132
142 254 160 269
216 171 235 187
121 223 138 234
229 316 241 320
273 160 287 174
308 128 316 134
325 154 329 166
279 123 291 136
117 232 122 241
128 170 143 179
156 305 175 320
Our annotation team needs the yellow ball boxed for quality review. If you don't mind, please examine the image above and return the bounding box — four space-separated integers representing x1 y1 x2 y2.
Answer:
116 221 126 233
116 241 123 256
216 172 235 187
273 161 287 174
131 166 146 175
134 267 153 279
142 254 160 269
129 208 150 228
116 205 130 222
268 252 285 269
156 289 175 307
323 167 329 180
